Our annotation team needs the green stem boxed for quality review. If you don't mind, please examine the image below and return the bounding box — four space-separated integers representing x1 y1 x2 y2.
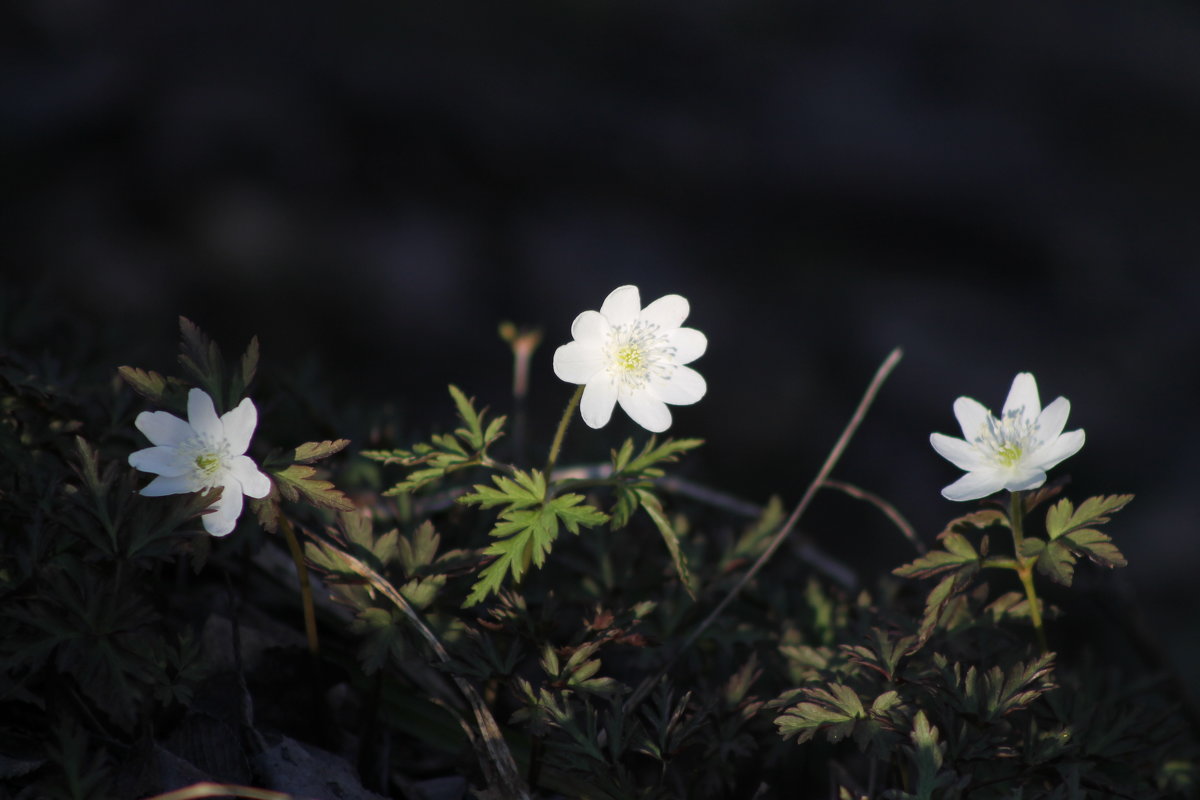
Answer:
1008 491 1025 553
279 515 320 656
544 385 584 479
1009 491 1048 653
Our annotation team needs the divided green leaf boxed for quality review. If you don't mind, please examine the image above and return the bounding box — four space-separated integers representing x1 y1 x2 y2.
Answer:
293 439 351 464
362 385 505 494
461 471 607 606
1035 495 1131 585
271 464 356 512
612 436 704 478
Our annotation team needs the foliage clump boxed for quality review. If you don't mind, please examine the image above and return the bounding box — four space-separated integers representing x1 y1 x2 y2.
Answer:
0 311 1195 800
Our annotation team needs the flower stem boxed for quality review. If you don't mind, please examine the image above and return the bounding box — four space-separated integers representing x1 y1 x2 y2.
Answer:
1009 491 1048 653
544 385 584 479
279 515 320 656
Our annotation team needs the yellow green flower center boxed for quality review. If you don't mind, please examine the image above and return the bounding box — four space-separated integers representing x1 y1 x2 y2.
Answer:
615 345 645 372
976 407 1037 468
994 443 1023 467
194 452 223 475
605 320 676 392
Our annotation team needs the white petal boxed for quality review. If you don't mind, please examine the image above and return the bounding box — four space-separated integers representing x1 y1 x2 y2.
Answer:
929 434 989 471
640 294 689 330
1029 429 1085 471
941 470 1008 502
1034 397 1070 444
649 366 706 406
553 341 606 384
1003 466 1047 492
187 389 222 439
599 285 640 326
667 327 707 365
618 392 672 433
134 410 195 447
129 446 192 477
1003 372 1041 420
229 455 271 499
570 310 608 342
580 379 617 429
221 397 258 455
952 397 991 441
203 484 244 536
140 474 197 497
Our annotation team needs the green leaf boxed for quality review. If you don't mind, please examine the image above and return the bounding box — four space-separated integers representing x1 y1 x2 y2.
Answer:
1036 528 1127 587
1045 494 1133 540
844 627 916 681
460 469 547 510
774 683 865 744
910 711 946 800
463 484 607 606
352 607 407 674
272 464 355 511
616 436 704 478
365 387 505 494
893 532 980 580
939 652 1056 723
398 520 440 575
449 384 485 450
914 568 977 650
116 366 170 403
235 335 259 397
635 488 695 599
177 316 223 402
293 438 351 464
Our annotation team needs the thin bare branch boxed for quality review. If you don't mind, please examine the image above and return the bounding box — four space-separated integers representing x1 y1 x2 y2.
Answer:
624 347 904 714
822 478 924 553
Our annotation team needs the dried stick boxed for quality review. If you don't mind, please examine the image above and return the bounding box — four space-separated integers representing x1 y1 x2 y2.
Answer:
821 478 924 553
624 347 903 713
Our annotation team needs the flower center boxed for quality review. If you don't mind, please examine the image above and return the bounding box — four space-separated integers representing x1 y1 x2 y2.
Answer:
976 407 1037 468
194 452 223 475
604 321 675 392
182 435 231 488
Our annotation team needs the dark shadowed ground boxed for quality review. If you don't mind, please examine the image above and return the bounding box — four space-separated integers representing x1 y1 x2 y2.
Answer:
4 0 1200 700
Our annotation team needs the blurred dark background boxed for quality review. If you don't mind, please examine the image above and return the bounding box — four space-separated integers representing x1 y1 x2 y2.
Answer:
3 1 1199 693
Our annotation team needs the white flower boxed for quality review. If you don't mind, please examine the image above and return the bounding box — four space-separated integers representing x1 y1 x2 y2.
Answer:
552 285 707 432
129 388 272 536
930 372 1085 502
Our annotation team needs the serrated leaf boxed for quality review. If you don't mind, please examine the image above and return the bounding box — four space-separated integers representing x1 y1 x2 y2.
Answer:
1037 539 1077 586
893 535 979 580
611 438 636 474
399 521 440 575
449 384 484 449
616 436 704 478
634 488 694 599
272 464 355 511
775 684 865 744
461 469 547 509
117 366 169 403
910 710 945 800
1037 526 1126 586
293 439 350 464
177 316 223 401
913 568 977 650
1063 528 1126 569
1045 494 1133 541
240 336 259 392
463 489 606 606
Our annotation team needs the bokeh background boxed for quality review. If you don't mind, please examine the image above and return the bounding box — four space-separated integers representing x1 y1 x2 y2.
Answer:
4 1 1199 697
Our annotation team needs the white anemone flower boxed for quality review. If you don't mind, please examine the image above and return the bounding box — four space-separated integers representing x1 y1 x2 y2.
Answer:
552 285 707 432
129 388 272 536
930 372 1085 502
